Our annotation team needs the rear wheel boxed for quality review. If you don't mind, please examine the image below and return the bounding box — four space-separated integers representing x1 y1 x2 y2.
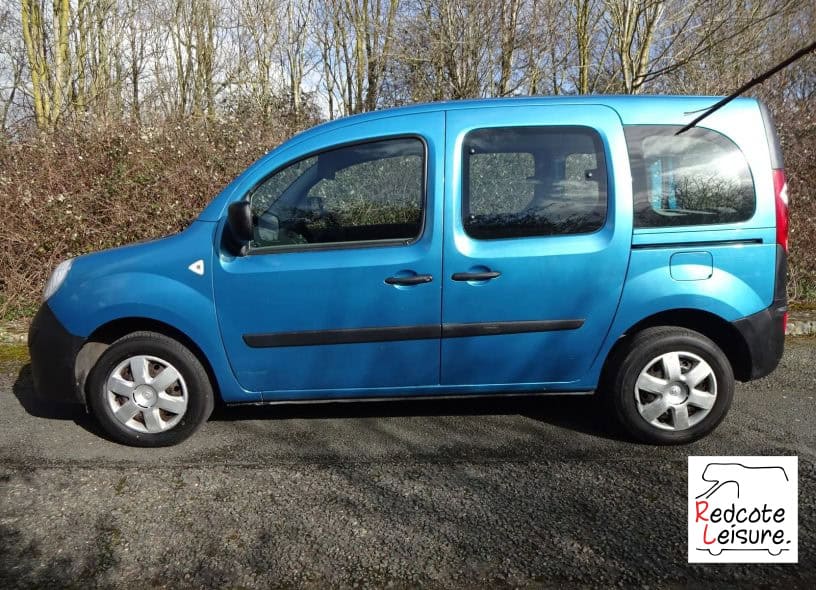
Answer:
87 331 214 446
607 327 734 444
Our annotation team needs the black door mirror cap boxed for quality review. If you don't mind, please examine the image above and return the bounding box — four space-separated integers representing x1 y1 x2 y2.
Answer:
228 201 253 241
225 201 253 256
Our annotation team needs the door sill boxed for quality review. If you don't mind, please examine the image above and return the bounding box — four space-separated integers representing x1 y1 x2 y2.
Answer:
230 389 594 407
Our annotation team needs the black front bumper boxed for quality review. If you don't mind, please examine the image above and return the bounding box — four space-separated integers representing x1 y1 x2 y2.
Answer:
28 303 86 404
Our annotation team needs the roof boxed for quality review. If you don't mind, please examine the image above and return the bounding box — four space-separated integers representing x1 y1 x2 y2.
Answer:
288 95 758 144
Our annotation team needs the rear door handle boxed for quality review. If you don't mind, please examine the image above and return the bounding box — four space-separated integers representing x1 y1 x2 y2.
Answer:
385 274 433 286
451 271 501 281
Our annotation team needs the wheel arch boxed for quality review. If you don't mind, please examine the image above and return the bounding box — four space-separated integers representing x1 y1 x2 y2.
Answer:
600 308 752 383
75 317 221 405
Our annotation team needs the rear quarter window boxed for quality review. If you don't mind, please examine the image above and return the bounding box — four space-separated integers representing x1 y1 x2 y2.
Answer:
624 126 755 228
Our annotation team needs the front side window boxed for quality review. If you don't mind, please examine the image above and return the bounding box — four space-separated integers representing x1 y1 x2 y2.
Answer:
248 137 425 250
625 126 755 228
463 126 608 239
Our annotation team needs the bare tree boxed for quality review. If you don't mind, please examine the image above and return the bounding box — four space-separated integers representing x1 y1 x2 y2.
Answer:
156 0 223 119
235 0 282 120
620 0 801 94
0 3 26 130
280 0 314 116
2 0 813 130
123 0 148 122
21 0 72 129
495 0 524 96
314 1 339 117
605 0 664 94
193 0 218 118
319 0 401 114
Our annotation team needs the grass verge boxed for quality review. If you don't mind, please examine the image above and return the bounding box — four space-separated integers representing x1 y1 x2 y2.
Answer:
0 344 29 364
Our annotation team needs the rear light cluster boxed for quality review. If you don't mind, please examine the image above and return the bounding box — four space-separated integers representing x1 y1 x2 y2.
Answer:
772 168 789 334
773 169 789 253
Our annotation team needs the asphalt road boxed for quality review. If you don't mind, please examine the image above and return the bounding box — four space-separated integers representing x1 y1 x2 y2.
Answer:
1 340 815 588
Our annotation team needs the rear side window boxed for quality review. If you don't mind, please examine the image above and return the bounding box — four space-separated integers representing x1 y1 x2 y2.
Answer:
463 127 607 239
625 126 755 228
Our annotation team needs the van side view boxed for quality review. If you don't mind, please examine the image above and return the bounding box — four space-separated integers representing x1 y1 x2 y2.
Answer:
28 96 788 447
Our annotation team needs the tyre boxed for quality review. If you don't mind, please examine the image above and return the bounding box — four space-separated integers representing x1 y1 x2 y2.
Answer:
606 327 734 444
87 331 214 446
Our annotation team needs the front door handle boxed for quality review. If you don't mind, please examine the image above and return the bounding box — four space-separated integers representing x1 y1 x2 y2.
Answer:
385 274 433 286
451 271 501 281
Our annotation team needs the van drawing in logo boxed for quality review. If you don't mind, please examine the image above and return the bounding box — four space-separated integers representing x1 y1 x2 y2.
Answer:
696 462 789 502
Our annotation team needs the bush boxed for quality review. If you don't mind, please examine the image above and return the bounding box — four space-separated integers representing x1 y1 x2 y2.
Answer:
0 116 311 319
777 106 816 303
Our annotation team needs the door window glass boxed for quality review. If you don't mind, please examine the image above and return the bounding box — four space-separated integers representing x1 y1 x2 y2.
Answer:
463 126 607 239
248 137 425 250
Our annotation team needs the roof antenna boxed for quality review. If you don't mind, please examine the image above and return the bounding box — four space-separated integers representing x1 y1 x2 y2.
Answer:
675 40 816 135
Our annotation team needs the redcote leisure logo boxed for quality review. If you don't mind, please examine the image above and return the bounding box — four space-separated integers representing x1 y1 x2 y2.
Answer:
688 456 798 563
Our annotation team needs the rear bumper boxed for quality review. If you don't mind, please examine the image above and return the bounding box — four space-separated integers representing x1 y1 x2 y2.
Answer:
732 244 787 381
27 303 86 404
732 302 786 381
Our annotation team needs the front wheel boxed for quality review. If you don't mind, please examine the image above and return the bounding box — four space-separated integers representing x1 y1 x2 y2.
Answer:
607 327 734 444
87 332 214 446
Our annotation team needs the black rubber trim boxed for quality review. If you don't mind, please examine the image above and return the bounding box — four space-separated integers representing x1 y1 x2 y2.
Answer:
244 319 584 348
385 274 433 286
631 238 762 250
732 303 786 380
246 237 413 256
451 271 501 281
442 320 584 338
232 390 595 407
243 325 441 348
27 303 86 404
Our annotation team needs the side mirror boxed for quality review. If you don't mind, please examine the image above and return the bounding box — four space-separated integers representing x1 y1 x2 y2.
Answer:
225 201 253 255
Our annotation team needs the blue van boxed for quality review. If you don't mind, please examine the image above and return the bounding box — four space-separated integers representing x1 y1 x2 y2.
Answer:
28 96 788 446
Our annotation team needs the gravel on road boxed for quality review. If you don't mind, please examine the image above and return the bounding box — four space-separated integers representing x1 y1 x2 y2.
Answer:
1 339 815 588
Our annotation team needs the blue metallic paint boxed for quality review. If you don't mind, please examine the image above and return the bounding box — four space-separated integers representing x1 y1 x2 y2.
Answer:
212 111 445 397
440 105 633 386
46 222 254 402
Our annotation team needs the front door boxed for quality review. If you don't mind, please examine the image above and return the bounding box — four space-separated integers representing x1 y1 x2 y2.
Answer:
214 113 444 397
441 105 632 387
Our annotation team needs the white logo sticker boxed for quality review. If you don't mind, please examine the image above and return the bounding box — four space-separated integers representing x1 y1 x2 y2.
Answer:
688 456 798 563
188 259 205 276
